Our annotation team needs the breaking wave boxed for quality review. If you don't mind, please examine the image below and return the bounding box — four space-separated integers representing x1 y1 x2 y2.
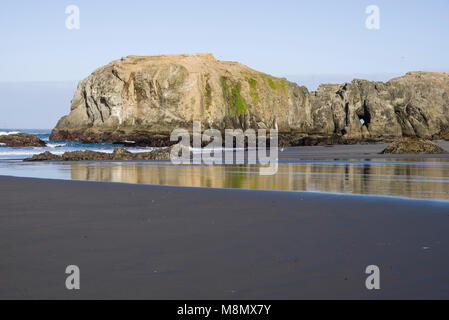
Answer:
0 131 21 136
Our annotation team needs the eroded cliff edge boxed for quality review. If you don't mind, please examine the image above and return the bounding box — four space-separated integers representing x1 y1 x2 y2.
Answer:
50 54 449 146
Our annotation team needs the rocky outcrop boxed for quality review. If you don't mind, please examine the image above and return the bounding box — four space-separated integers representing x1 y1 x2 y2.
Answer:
381 137 447 154
23 146 184 162
0 133 47 147
50 54 449 146
25 151 62 161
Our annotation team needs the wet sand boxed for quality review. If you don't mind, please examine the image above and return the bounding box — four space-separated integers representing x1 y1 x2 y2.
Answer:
1 175 449 299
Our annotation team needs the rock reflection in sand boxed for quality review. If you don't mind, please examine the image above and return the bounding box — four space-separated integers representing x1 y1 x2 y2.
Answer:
69 159 449 200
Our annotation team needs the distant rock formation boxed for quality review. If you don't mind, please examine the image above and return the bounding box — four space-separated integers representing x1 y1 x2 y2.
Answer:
0 133 47 147
381 137 447 154
50 54 449 146
24 147 177 161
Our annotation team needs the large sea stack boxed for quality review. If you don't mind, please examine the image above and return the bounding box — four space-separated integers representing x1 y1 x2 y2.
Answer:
50 54 449 146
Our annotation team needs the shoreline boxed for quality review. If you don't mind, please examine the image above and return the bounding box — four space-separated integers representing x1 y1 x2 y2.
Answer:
2 141 449 161
1 175 449 299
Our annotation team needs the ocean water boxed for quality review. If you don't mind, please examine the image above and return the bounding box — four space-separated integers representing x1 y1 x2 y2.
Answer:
0 129 156 160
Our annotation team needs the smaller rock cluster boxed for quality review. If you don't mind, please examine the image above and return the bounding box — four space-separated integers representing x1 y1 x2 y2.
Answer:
381 137 447 154
24 147 181 162
0 133 47 147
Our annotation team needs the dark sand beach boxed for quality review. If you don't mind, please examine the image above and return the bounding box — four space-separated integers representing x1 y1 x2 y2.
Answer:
1 174 449 299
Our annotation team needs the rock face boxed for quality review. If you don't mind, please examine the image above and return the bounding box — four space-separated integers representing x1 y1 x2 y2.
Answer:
50 54 449 146
381 137 447 154
23 147 182 162
0 133 47 147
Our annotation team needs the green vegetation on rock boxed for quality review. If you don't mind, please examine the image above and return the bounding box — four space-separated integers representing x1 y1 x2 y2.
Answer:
279 79 289 97
248 77 257 89
125 57 146 65
221 77 248 116
247 77 259 105
204 82 212 109
267 77 277 90
262 74 289 97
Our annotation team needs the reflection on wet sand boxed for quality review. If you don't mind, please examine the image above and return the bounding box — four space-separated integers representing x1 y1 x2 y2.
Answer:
69 159 449 200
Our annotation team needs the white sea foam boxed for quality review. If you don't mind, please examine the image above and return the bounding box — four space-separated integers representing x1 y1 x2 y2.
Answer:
129 147 157 153
0 143 6 146
0 147 158 158
0 150 55 156
47 143 67 148
0 131 21 136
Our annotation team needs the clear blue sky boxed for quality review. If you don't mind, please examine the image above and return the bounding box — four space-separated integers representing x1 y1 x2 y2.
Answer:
1 0 448 81
0 0 448 128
